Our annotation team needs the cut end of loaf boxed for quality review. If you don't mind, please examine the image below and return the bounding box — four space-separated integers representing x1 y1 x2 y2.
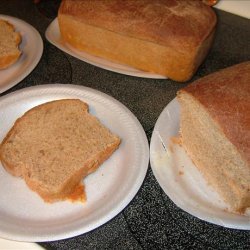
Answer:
0 99 121 203
177 62 250 213
0 19 22 69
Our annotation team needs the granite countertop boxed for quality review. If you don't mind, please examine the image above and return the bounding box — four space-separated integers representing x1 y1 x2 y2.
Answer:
0 0 250 249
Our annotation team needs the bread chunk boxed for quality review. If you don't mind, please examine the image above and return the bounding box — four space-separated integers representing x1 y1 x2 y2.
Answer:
177 62 250 213
0 99 121 202
0 19 21 69
58 0 216 82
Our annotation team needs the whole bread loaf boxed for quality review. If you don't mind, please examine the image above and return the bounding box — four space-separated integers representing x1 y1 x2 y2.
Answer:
177 61 250 213
58 0 216 82
0 99 121 202
0 19 21 69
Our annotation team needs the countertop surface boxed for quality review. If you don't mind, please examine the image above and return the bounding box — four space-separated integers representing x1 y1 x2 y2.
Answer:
0 0 249 249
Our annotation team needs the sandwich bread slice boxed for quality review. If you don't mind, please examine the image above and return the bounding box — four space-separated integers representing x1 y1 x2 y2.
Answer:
0 99 121 202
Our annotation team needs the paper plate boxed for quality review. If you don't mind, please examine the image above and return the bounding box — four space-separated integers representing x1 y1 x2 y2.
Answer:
150 98 250 230
0 84 149 241
0 15 43 93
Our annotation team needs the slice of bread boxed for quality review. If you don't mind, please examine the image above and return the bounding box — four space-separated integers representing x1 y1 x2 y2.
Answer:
0 99 121 202
0 19 22 69
177 61 250 213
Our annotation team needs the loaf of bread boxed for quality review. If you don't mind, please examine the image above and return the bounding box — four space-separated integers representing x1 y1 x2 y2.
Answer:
0 19 21 69
0 99 121 202
177 61 250 213
58 0 216 82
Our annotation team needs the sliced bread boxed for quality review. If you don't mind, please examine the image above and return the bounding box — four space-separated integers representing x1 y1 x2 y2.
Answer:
0 99 121 202
177 61 250 213
0 19 22 69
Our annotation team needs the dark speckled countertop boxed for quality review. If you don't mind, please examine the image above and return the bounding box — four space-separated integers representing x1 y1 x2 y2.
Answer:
0 0 250 249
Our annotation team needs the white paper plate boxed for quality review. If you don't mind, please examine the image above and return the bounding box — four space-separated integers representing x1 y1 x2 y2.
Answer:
215 0 250 19
0 15 43 94
45 18 166 79
0 238 43 250
150 98 250 230
0 84 149 242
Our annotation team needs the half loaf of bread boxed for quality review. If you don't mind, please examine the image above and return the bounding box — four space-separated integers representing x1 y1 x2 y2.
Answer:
58 0 216 82
0 99 121 202
0 19 21 69
177 61 250 213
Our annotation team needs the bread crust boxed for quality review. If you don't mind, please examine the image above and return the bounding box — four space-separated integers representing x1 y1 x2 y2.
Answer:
0 99 121 203
0 19 22 69
179 61 250 165
59 0 216 50
58 0 216 81
178 61 250 212
0 52 21 69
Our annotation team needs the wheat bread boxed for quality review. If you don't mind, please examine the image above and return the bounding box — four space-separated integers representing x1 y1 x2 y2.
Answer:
177 61 250 213
0 99 121 202
58 0 216 82
0 19 21 69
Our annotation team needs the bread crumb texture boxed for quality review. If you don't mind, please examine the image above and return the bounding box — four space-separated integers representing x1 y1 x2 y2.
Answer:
0 99 121 203
177 61 250 213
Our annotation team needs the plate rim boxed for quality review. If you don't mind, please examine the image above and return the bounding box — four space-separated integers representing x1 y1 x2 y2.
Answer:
0 15 43 94
150 98 250 230
0 84 149 241
45 18 167 79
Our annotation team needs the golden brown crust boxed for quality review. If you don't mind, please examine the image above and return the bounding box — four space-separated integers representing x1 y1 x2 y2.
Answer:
58 0 216 81
59 0 216 50
179 61 250 165
0 19 22 69
0 52 21 69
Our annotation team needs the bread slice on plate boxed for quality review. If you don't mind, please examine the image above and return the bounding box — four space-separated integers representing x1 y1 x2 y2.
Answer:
177 61 250 213
0 19 22 69
0 99 121 203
